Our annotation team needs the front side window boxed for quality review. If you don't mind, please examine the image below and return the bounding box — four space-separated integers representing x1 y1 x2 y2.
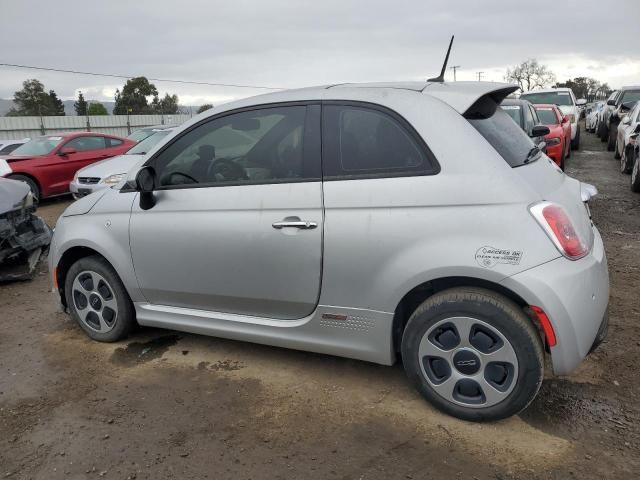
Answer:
64 136 106 152
127 130 171 155
151 106 311 187
322 104 434 178
620 90 640 105
520 91 574 106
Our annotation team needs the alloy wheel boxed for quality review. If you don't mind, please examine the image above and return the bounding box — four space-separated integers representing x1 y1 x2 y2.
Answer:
418 316 519 408
72 271 119 333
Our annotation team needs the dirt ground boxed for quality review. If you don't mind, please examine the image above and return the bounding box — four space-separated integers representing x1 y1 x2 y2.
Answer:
1 126 639 479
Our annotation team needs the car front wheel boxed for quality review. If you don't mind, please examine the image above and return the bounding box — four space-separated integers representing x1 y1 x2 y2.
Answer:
631 150 640 192
571 126 580 150
621 145 633 174
401 287 544 421
64 255 136 342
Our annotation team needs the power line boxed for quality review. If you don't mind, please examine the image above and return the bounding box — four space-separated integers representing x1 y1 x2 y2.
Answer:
0 62 284 90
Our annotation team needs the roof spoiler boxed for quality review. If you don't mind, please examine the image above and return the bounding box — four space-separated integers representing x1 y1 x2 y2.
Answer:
463 86 519 119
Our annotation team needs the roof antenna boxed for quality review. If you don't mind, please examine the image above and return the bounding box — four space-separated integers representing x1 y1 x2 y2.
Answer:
427 35 454 83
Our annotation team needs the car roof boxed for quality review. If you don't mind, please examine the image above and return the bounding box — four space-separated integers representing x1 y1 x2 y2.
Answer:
619 85 640 90
205 81 518 116
521 88 571 94
501 98 529 106
36 132 119 139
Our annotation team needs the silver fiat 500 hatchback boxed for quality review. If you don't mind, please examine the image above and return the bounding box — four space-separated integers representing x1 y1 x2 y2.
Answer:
49 81 609 421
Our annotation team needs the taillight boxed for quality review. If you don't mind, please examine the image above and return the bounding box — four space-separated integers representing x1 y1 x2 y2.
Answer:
529 202 589 260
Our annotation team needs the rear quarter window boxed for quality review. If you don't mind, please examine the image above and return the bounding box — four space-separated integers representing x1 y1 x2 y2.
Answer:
468 108 538 168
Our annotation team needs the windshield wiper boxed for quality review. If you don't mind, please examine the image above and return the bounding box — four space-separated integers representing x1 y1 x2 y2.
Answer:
524 146 540 164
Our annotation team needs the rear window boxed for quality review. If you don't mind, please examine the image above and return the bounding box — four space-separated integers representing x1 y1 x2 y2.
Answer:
534 107 559 125
520 91 574 106
468 108 539 168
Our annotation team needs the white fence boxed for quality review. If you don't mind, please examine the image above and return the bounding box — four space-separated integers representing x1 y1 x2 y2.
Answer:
0 114 193 140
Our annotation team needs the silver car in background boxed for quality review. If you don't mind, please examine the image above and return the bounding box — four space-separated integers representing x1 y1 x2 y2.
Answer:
69 128 175 198
49 82 609 421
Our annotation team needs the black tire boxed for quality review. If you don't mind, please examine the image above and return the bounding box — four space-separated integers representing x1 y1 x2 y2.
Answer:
631 150 640 192
621 146 633 174
8 174 40 204
565 138 571 159
599 122 608 142
64 255 136 342
401 287 544 421
614 139 621 160
607 128 616 151
559 144 566 171
571 126 580 150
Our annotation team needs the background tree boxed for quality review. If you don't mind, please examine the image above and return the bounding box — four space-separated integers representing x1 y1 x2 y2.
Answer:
6 79 65 116
74 91 88 116
555 77 612 100
113 76 159 114
48 90 65 116
151 93 180 114
197 104 213 114
87 103 108 115
505 59 556 92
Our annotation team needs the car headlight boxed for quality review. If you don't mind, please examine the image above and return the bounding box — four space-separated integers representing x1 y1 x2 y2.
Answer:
14 191 34 210
546 137 561 145
102 173 126 185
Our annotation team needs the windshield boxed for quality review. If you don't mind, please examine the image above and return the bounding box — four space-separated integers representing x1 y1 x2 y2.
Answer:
468 107 539 168
501 105 522 126
620 90 640 104
127 129 155 143
534 108 559 125
11 136 64 156
126 130 171 155
521 91 574 106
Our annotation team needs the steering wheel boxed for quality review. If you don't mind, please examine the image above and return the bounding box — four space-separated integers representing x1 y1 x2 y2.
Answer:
164 171 199 185
210 158 248 182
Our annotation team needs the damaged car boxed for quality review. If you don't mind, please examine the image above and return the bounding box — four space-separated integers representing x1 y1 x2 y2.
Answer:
0 176 52 281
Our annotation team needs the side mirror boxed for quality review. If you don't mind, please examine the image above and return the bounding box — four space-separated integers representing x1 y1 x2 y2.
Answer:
561 116 569 124
135 166 157 210
622 115 631 125
59 147 77 156
531 125 550 137
607 99 616 106
576 99 587 106
635 124 640 134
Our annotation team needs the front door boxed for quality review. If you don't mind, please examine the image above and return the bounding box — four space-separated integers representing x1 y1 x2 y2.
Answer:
52 136 109 194
129 104 323 320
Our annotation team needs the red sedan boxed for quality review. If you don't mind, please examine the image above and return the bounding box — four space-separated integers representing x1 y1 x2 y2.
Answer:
533 104 572 170
0 132 134 202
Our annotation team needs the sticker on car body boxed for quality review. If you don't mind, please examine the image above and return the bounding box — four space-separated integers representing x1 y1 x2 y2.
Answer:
475 246 523 268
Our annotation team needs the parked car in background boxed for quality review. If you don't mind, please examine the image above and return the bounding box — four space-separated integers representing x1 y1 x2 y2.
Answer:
70 127 175 198
50 81 608 421
0 138 30 155
602 86 640 151
0 133 134 202
598 90 618 143
127 124 180 143
616 101 640 173
520 88 585 150
533 104 571 169
500 98 549 152
586 101 605 133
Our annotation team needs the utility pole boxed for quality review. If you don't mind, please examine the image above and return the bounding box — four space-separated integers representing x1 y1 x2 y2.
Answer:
449 65 461 81
476 71 484 82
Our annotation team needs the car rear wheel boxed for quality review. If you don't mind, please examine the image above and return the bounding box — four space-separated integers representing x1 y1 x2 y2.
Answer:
631 151 640 192
614 139 622 160
8 174 40 204
64 255 136 342
607 128 616 151
401 287 544 421
571 126 580 150
621 145 633 174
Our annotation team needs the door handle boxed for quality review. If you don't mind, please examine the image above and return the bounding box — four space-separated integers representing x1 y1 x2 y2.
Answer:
272 216 317 230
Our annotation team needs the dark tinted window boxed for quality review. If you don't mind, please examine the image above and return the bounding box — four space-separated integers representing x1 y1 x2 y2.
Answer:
535 107 559 125
65 136 106 152
468 108 539 168
323 104 435 178
107 138 124 148
502 105 522 127
619 90 640 105
151 106 317 187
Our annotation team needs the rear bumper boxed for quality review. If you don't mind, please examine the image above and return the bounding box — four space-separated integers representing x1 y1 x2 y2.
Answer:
500 226 609 375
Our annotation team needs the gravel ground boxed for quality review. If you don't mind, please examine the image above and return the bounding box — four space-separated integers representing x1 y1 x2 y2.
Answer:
1 126 638 479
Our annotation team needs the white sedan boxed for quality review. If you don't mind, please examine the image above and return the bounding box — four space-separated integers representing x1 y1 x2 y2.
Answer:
616 101 640 173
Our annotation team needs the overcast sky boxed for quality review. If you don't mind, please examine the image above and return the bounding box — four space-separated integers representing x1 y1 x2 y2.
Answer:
1 0 639 107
